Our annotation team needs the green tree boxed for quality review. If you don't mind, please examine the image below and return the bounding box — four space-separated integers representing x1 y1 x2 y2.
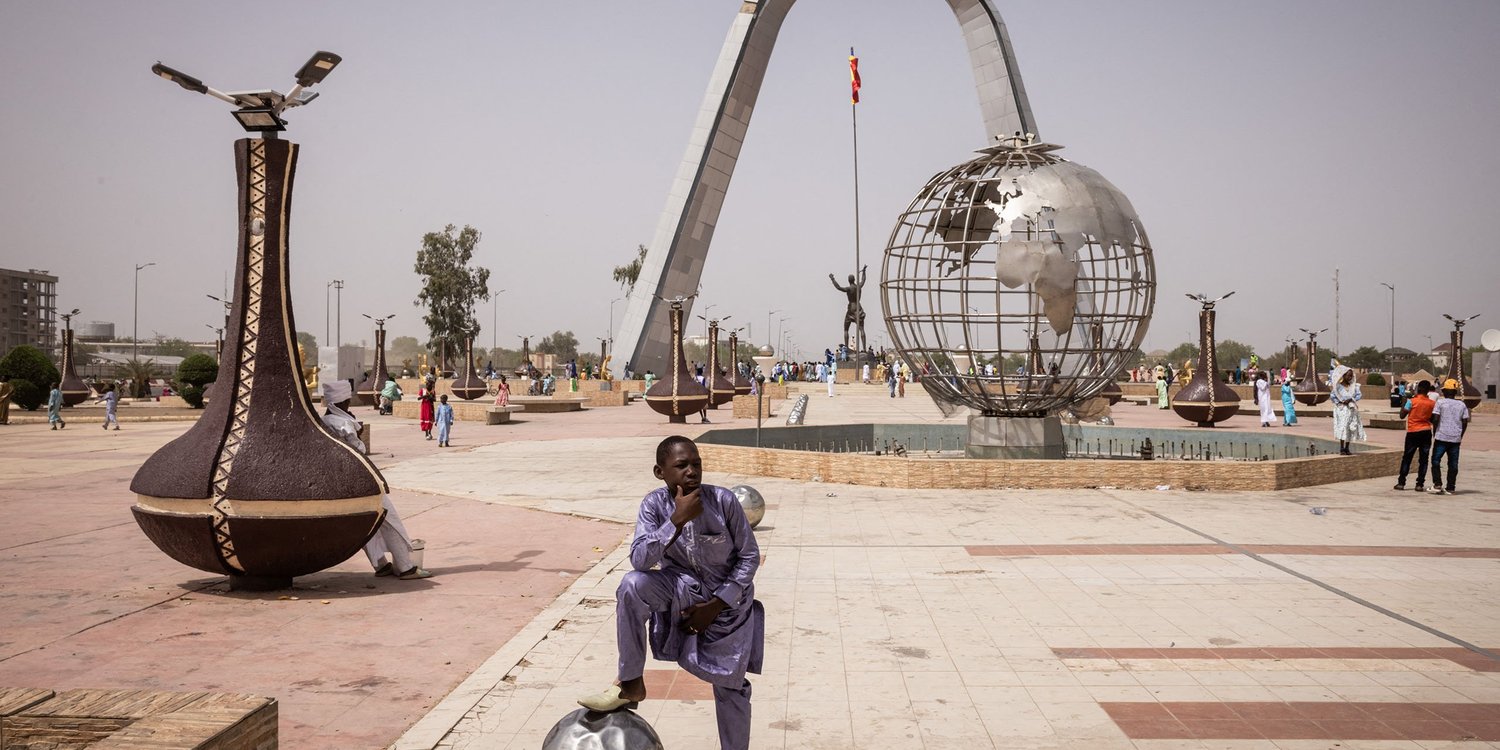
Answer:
535 330 579 362
1215 339 1255 369
115 358 159 398
297 331 318 355
1341 345 1386 369
612 244 649 294
0 345 59 410
414 224 491 359
389 335 424 366
176 353 218 409
1165 342 1198 364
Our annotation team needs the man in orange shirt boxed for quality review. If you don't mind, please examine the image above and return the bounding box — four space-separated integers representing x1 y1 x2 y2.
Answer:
1394 380 1434 491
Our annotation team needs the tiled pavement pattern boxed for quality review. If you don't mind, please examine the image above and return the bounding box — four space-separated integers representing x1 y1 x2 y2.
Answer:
7 382 1498 749
390 384 1500 750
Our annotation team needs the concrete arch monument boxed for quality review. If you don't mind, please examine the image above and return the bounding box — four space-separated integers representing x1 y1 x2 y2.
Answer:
615 0 1038 373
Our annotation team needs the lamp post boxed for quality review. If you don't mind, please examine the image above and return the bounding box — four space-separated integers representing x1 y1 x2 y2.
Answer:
331 279 344 353
206 293 232 333
609 297 622 347
133 262 156 361
767 309 782 353
1380 282 1396 350
491 289 506 352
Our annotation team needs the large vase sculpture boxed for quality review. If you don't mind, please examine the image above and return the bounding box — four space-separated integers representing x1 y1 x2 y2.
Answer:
1445 323 1483 408
131 138 386 591
728 331 752 396
450 334 487 400
704 320 735 409
355 325 388 407
1172 304 1239 427
58 325 89 406
645 299 710 423
1294 334 1330 406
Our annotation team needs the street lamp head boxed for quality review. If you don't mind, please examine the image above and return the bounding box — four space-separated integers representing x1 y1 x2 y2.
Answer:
152 63 208 94
294 51 342 87
151 51 341 133
136 262 156 271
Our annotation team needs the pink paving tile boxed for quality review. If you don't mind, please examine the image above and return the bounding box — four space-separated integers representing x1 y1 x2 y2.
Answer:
1104 702 1500 741
1052 646 1500 673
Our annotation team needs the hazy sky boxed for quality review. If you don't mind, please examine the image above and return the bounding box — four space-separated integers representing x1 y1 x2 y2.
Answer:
3 1 1498 360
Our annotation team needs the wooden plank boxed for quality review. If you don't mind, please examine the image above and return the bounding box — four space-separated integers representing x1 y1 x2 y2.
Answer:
0 688 53 717
93 695 277 750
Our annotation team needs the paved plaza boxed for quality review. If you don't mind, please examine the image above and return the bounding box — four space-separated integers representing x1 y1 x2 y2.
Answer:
3 384 1498 749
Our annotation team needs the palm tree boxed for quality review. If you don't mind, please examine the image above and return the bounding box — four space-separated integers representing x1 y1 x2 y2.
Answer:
116 358 157 399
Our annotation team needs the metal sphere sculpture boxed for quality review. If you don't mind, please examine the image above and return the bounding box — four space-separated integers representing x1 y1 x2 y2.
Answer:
881 137 1155 416
542 708 664 750
730 484 766 528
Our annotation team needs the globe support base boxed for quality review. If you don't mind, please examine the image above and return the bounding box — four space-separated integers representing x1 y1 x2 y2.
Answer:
227 574 294 592
966 415 1064 460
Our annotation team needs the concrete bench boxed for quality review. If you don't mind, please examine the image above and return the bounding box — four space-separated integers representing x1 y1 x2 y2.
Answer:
510 396 586 413
486 405 526 424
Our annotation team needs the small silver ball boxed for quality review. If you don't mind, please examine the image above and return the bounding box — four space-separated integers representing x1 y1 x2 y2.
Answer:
731 484 766 528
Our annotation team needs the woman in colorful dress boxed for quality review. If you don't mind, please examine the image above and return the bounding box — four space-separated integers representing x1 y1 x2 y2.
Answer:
493 373 510 407
1280 373 1298 426
419 375 436 440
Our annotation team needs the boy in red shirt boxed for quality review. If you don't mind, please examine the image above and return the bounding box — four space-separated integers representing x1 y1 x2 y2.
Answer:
1394 380 1434 491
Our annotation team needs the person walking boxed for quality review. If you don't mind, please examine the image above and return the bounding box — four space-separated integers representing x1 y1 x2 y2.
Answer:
47 382 65 429
1155 374 1169 409
1255 371 1275 427
94 383 121 430
1280 374 1298 426
1330 365 1365 455
1394 380 1434 491
435 394 455 447
419 376 436 440
1428 378 1471 495
886 364 897 398
826 363 836 398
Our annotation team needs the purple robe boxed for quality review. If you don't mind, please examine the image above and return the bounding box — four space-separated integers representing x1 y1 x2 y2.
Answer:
628 484 764 688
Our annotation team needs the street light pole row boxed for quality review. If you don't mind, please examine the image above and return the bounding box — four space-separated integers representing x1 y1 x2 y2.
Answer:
133 262 156 361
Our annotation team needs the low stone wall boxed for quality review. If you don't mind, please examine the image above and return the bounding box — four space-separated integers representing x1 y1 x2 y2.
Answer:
0 687 277 749
555 388 627 407
391 400 524 424
697 443 1398 491
1121 381 1257 400
509 396 584 413
732 394 774 419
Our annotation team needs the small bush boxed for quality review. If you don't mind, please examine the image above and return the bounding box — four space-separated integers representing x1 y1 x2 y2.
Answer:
0 345 59 394
176 354 218 388
9 378 43 411
180 383 205 409
1365 372 1387 386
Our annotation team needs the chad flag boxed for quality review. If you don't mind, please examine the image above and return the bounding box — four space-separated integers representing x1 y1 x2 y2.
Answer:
849 52 861 104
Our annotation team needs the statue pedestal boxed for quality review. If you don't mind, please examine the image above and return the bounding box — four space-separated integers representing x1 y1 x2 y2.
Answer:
966 415 1064 460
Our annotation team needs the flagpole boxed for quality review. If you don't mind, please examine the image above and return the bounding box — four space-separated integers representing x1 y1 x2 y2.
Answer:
849 47 864 356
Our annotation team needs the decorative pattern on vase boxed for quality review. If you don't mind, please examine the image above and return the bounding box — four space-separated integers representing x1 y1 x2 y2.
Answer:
728 331 752 395
59 327 89 406
1171 307 1240 426
1294 336 1330 406
1446 327 1482 408
130 138 386 583
356 327 388 407
705 320 735 408
450 333 487 400
644 300 709 422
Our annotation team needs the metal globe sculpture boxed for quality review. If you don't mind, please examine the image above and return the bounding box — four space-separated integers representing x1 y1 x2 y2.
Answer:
880 136 1156 418
730 484 766 528
542 708 664 750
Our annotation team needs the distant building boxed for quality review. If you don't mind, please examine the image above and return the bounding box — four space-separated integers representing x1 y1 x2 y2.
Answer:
1431 342 1454 371
0 267 58 357
77 321 116 341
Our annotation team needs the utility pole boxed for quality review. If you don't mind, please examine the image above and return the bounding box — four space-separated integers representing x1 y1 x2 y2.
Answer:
1333 268 1341 357
332 279 344 353
133 262 156 361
